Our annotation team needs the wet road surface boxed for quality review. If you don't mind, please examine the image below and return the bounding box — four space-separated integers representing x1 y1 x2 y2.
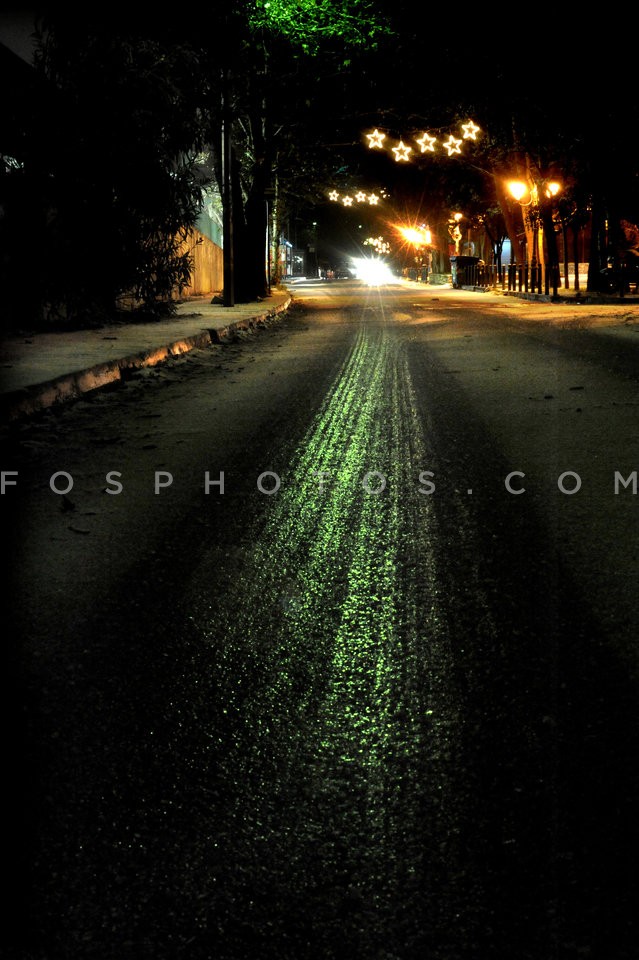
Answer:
3 281 639 959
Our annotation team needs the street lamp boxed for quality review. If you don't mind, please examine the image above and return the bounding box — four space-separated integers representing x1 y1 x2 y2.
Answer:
448 212 463 255
399 225 432 247
396 223 432 282
508 179 560 204
507 180 534 205
507 176 562 296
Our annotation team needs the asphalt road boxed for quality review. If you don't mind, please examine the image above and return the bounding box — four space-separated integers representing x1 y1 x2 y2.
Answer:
3 279 639 959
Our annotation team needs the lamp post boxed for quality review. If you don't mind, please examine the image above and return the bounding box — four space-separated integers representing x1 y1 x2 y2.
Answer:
397 224 432 282
507 177 562 297
448 212 463 255
507 180 538 291
309 220 319 278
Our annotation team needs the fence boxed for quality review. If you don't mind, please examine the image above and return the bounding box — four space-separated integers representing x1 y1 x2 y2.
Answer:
455 261 563 297
403 262 562 294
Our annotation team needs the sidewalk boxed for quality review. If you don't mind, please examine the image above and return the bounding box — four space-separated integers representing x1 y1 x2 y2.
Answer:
0 287 292 422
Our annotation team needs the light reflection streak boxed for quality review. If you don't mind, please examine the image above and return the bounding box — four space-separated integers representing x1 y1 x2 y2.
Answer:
212 304 456 715
193 303 466 912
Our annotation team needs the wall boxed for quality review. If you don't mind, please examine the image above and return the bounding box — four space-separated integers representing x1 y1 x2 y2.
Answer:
179 228 224 298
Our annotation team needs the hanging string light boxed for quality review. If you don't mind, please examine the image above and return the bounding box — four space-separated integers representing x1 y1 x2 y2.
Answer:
364 120 481 162
326 187 387 206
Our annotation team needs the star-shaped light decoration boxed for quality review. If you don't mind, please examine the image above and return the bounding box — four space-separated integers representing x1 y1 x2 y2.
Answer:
461 120 480 140
368 193 380 205
355 191 367 203
366 128 386 149
442 135 462 156
416 132 437 153
392 140 412 162
342 195 354 206
328 190 340 201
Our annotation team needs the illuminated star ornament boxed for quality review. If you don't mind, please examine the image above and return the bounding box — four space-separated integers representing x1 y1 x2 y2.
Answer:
366 128 386 149
392 140 412 162
363 120 481 162
443 135 462 156
416 132 437 153
326 187 386 206
462 120 480 140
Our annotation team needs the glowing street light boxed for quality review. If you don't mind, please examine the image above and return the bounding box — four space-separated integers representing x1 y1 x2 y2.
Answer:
506 175 563 296
507 180 533 204
395 222 433 283
399 225 432 246
507 178 561 205
448 212 463 254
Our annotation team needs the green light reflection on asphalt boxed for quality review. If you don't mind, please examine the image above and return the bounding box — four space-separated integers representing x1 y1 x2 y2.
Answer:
187 300 483 942
213 306 449 742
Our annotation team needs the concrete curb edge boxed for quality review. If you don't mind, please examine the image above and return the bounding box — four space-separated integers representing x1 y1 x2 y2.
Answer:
1 295 292 422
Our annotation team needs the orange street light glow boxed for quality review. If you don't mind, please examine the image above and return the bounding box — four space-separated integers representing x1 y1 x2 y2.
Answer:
398 225 432 245
507 181 528 202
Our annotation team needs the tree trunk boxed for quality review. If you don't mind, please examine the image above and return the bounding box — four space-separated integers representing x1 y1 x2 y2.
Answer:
572 223 581 292
244 188 269 300
540 208 560 295
587 195 606 292
495 181 525 264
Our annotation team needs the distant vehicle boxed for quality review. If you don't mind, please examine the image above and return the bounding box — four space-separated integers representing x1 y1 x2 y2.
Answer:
600 256 639 294
350 257 394 285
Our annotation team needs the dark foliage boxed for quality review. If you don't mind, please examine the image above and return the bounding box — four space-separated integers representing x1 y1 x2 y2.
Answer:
1 14 210 330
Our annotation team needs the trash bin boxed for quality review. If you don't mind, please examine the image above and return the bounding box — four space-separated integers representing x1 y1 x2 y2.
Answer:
450 255 480 288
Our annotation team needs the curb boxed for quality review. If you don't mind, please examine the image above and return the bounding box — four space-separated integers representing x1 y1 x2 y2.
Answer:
207 295 291 342
1 296 292 422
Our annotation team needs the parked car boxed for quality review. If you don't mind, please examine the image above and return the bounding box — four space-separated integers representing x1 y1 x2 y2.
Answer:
600 256 639 293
